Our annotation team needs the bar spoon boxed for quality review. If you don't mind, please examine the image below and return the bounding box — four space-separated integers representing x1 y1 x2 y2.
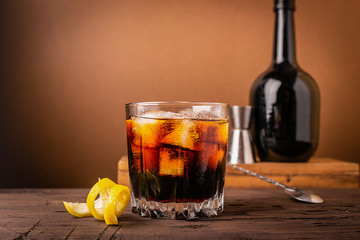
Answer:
229 164 324 204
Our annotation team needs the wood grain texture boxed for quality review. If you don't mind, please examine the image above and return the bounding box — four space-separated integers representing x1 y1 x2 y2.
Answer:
118 157 360 188
0 188 360 239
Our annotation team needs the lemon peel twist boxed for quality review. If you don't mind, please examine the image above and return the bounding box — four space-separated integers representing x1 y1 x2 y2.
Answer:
104 184 130 225
63 178 130 225
86 178 116 220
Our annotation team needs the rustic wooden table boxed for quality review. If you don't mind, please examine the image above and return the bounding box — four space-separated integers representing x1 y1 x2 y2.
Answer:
1 188 360 239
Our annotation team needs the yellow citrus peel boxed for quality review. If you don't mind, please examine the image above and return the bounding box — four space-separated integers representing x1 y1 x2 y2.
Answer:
86 178 116 220
63 202 92 218
104 184 130 225
63 178 130 225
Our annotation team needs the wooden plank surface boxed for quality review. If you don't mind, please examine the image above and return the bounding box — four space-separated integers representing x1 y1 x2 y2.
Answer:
1 188 360 239
118 156 360 188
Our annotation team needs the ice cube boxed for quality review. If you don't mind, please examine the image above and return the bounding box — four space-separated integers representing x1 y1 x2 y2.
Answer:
196 143 225 171
218 122 228 145
196 121 220 144
180 108 222 120
159 147 195 177
195 110 221 120
179 109 198 119
159 147 184 176
129 143 159 172
160 120 199 150
194 121 228 147
131 117 162 148
142 147 159 173
140 110 183 119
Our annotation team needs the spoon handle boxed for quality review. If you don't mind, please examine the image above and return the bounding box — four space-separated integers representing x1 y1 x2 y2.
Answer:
229 164 287 189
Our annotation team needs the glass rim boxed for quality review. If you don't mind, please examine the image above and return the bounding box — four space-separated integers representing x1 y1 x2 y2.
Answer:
125 101 229 108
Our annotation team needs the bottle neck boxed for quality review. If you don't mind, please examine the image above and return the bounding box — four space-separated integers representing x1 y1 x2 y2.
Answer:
272 8 297 66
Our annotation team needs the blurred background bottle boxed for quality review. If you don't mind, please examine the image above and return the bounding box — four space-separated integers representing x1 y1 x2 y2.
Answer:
250 0 320 162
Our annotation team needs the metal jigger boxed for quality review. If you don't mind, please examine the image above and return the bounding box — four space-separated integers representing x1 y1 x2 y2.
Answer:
227 106 256 164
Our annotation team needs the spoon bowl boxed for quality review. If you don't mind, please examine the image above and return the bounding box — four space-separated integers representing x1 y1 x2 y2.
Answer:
284 187 324 203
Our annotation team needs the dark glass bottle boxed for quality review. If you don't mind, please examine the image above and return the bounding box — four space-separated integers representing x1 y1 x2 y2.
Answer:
250 0 320 162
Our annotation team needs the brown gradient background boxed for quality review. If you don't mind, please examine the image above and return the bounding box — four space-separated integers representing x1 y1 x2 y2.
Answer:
1 0 359 187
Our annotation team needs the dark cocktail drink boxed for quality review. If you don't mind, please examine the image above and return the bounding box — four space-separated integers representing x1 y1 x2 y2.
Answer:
126 102 228 219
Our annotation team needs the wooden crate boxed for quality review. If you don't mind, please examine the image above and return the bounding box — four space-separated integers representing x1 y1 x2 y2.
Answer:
118 156 359 188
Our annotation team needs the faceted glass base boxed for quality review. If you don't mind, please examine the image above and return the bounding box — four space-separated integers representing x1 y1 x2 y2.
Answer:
130 191 224 220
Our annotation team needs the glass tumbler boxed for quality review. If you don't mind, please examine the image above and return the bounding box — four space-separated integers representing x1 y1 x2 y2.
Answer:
125 102 229 219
